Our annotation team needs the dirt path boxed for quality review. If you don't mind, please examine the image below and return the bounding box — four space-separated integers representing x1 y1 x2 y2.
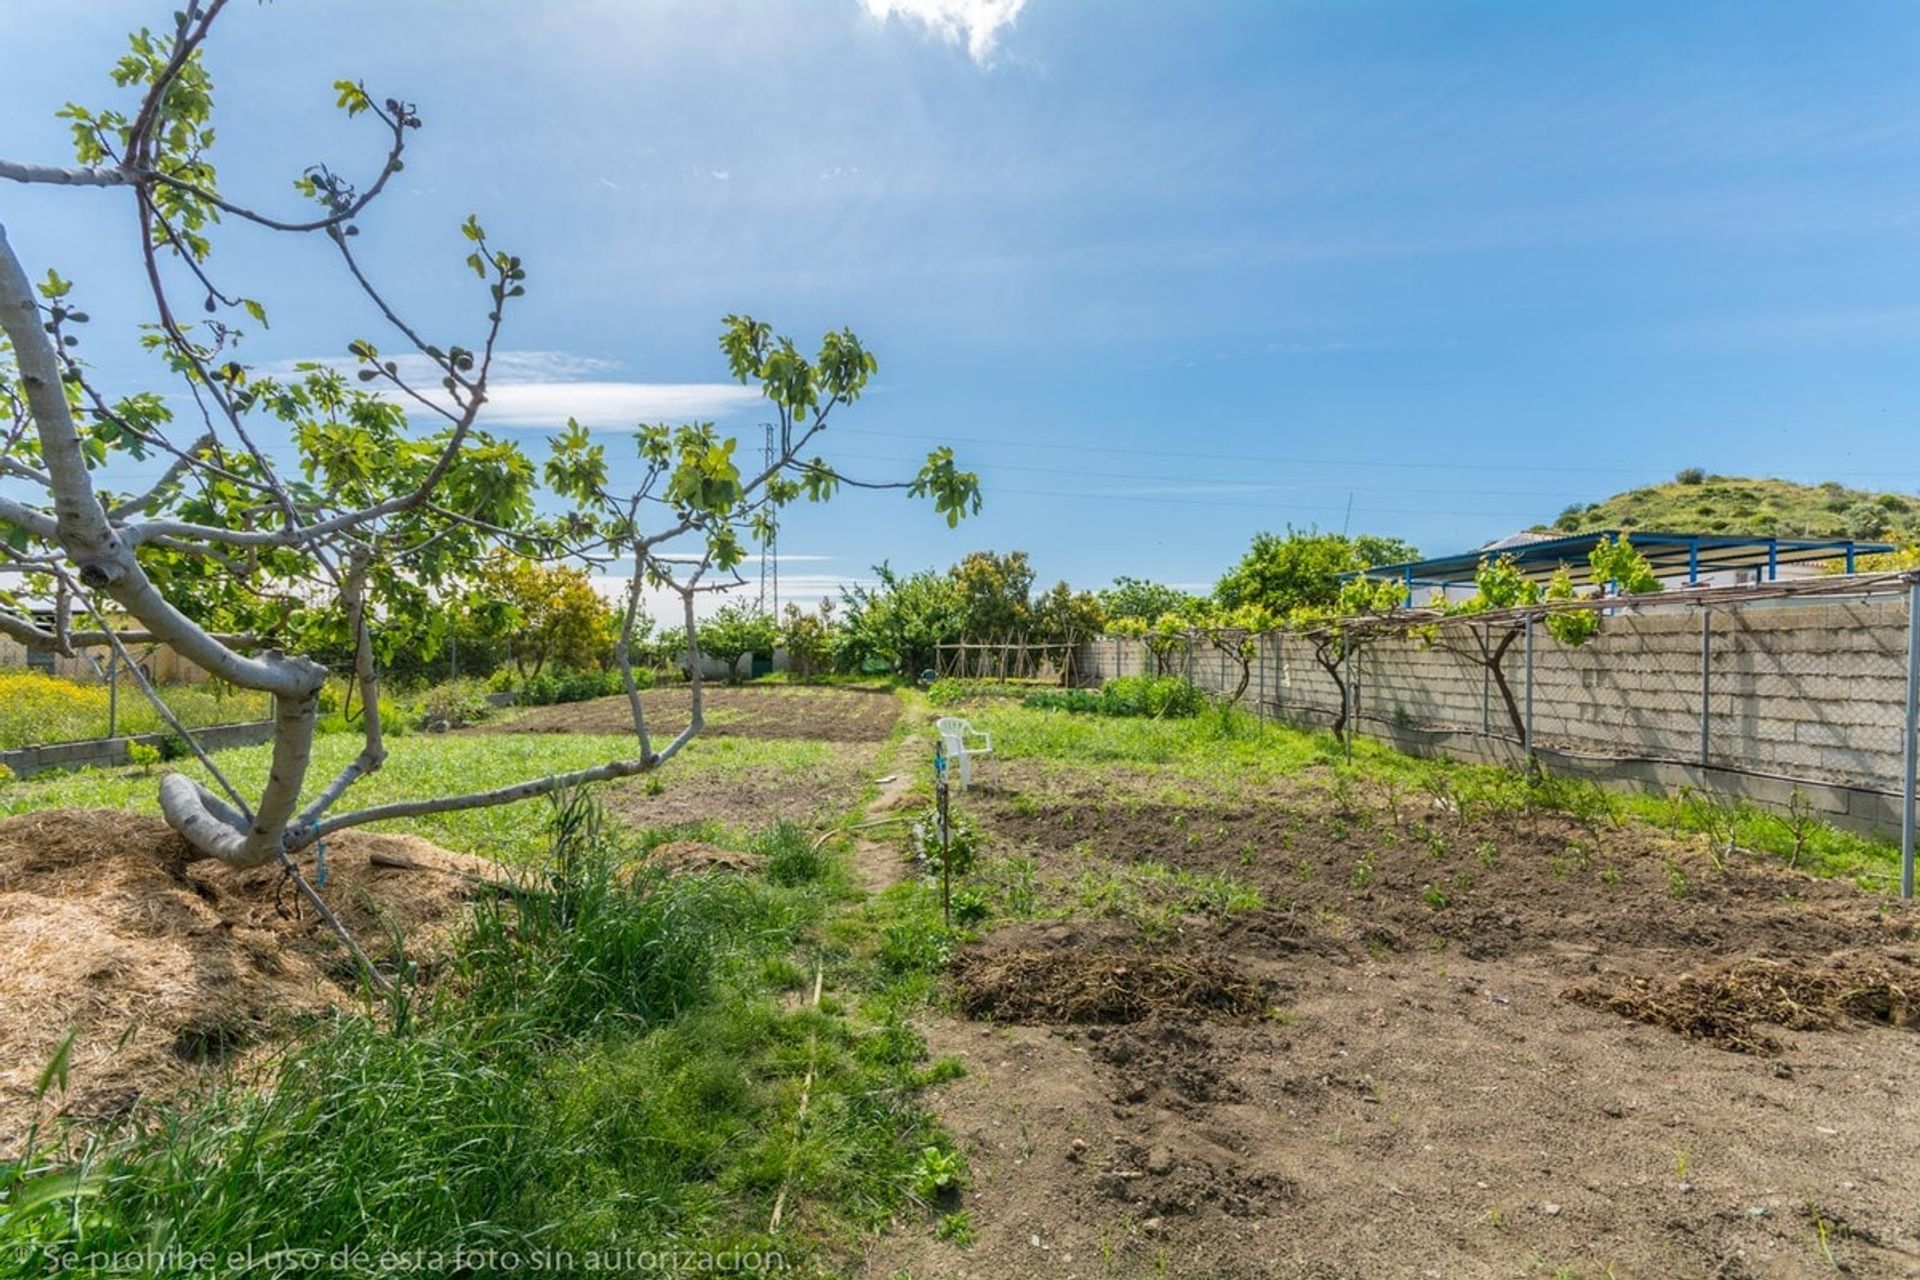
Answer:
846 718 935 896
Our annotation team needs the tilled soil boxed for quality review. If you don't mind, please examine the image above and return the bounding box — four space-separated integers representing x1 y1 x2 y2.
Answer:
864 768 1920 1279
483 687 902 837
479 683 900 743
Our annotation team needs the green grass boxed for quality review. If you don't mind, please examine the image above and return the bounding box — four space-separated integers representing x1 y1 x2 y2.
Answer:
0 786 963 1275
954 698 1903 888
1546 473 1920 543
0 731 837 864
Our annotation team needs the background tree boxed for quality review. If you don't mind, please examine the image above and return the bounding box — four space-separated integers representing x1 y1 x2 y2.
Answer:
696 602 779 684
950 549 1036 641
836 563 965 676
1097 575 1194 623
1288 576 1406 736
1432 555 1542 744
779 599 832 682
0 5 978 937
479 550 616 678
1215 527 1418 614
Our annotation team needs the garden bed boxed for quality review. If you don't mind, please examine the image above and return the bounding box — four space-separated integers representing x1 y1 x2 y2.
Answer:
864 704 1920 1280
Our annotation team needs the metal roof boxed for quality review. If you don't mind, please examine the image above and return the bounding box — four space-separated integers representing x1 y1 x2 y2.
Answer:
1354 529 1895 591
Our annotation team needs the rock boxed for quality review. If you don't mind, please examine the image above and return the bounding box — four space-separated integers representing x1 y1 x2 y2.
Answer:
1141 1217 1165 1236
1543 1203 1562 1216
1145 1145 1175 1175
1068 1137 1087 1162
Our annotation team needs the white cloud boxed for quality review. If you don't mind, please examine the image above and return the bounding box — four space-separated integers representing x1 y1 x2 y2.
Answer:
860 0 1027 64
271 349 762 430
479 381 761 428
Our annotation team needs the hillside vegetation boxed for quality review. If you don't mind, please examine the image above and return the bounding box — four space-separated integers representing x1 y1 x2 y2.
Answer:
1547 473 1920 544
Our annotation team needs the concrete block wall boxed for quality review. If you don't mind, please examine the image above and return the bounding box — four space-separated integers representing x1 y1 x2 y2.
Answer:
0 719 275 779
1076 595 1915 835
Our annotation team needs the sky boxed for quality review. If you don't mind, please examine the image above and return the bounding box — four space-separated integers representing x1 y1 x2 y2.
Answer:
6 0 1920 614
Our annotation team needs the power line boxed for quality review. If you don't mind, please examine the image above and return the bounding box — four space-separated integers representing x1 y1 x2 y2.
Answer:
827 424 1920 482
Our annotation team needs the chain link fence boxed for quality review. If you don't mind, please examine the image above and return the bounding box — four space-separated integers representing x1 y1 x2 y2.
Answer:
1080 575 1920 895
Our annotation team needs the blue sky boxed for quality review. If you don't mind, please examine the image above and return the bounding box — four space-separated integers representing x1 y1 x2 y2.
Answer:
7 0 1920 609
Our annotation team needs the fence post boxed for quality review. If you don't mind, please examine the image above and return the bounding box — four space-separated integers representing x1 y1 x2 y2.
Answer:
1903 577 1918 900
1343 626 1354 763
1256 633 1266 721
107 647 118 739
1699 606 1712 767
1522 612 1535 764
1481 619 1491 735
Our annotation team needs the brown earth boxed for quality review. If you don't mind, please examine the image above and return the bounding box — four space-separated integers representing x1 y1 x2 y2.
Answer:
480 683 901 743
594 741 890 838
483 686 903 839
863 769 1920 1280
0 809 501 1153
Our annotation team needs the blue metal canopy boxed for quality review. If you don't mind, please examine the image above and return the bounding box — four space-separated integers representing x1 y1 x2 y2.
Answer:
1353 529 1896 594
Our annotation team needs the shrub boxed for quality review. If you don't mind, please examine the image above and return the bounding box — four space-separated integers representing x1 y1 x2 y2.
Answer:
909 807 979 876
1675 467 1707 485
1020 675 1202 719
926 678 1031 706
412 678 496 730
517 666 651 707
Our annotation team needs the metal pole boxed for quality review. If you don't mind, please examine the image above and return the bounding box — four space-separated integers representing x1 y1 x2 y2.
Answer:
1256 632 1266 722
1699 606 1712 767
1343 626 1354 763
1522 612 1535 763
1902 577 1918 900
934 740 953 926
1480 619 1491 735
107 647 118 739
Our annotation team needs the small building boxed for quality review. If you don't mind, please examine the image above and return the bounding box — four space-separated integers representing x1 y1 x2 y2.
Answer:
1355 529 1895 605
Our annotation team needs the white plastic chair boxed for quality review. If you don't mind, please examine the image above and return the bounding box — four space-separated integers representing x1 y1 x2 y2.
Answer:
936 716 993 790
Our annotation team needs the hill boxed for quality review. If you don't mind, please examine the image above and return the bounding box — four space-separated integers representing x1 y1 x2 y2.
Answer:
1544 473 1920 545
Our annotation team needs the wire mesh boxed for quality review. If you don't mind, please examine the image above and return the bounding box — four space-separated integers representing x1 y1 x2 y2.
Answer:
1082 582 1919 803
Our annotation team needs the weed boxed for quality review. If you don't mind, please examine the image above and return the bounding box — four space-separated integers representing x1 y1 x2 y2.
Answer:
935 1210 976 1247
910 1146 966 1203
1666 860 1690 900
1351 851 1376 888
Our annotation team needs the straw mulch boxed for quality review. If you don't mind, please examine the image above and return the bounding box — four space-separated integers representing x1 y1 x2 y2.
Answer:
0 808 501 1150
952 946 1274 1026
1563 956 1917 1056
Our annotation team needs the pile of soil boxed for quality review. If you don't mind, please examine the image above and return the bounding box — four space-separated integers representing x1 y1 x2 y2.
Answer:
0 809 501 1150
645 840 766 875
1564 955 1919 1055
953 942 1273 1025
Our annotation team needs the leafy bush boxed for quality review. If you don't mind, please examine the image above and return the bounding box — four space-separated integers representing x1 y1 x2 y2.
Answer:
411 678 497 730
926 678 1034 706
517 666 653 707
1021 675 1203 719
909 806 980 876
